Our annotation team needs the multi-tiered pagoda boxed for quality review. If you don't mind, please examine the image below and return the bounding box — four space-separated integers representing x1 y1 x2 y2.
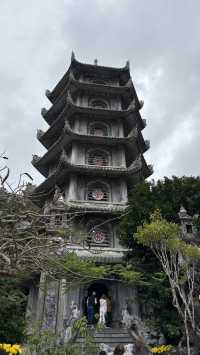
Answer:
28 53 152 339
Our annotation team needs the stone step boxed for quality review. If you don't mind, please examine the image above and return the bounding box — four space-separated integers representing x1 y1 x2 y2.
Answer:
95 329 129 334
94 333 131 338
76 337 133 344
76 328 133 346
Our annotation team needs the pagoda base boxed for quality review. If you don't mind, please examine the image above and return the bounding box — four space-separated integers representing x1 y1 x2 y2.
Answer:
26 273 139 340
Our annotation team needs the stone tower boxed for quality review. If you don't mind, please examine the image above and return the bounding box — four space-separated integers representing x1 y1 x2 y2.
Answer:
28 53 152 338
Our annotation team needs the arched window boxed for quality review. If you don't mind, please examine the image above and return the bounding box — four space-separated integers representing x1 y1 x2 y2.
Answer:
86 181 110 202
89 98 108 109
88 122 110 137
86 218 111 246
87 149 110 166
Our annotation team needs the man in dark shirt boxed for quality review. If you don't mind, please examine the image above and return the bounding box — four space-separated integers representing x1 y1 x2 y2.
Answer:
87 291 97 326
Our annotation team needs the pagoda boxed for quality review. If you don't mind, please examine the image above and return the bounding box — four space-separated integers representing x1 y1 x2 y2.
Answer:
28 53 152 339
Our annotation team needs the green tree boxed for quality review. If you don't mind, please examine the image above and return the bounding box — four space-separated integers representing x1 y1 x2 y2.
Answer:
0 277 26 343
121 176 200 246
135 210 200 355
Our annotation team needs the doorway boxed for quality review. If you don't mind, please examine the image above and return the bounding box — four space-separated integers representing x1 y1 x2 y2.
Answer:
88 282 108 298
82 282 109 324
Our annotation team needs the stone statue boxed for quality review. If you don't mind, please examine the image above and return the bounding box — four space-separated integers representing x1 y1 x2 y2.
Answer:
71 302 80 321
64 326 72 344
53 185 64 204
121 307 133 328
63 301 80 344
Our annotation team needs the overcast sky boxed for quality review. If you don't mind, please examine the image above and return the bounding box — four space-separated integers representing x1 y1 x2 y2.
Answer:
0 0 200 187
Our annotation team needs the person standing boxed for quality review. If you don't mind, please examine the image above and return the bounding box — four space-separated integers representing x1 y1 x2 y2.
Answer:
99 294 107 325
87 291 97 326
106 295 112 327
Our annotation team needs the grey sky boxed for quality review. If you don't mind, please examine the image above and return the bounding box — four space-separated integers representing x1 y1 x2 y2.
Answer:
0 0 200 187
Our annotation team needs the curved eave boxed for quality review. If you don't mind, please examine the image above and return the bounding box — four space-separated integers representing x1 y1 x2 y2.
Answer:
39 119 148 153
33 151 148 182
45 76 142 126
42 95 140 127
48 58 130 103
33 126 149 177
65 201 128 213
31 156 152 207
39 107 146 150
69 77 134 101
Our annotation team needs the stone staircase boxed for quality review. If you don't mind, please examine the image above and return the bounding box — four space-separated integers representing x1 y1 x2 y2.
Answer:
76 327 133 348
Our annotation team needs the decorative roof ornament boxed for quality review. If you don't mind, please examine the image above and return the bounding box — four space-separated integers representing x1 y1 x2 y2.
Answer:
142 119 147 128
41 108 47 117
125 60 130 69
71 51 75 62
53 185 64 205
37 129 44 140
32 154 41 165
178 206 192 220
45 89 51 99
145 140 150 150
139 100 144 109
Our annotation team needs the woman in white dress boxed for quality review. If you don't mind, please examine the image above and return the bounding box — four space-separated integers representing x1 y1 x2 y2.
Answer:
99 294 107 325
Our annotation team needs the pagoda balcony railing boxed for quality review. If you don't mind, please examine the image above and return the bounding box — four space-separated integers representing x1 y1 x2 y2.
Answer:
83 232 113 248
44 213 69 232
87 156 109 167
86 189 110 202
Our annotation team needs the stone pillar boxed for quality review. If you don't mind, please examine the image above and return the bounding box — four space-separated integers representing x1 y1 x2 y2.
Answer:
36 273 46 324
42 280 59 332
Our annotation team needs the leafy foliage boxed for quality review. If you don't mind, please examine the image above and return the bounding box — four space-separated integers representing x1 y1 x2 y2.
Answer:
0 277 26 344
120 177 200 344
136 211 200 354
121 176 200 246
26 317 100 355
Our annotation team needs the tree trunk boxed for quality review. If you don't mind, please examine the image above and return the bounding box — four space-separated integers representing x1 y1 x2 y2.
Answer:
184 318 191 355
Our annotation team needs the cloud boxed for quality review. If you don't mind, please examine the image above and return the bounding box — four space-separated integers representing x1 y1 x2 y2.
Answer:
0 0 200 187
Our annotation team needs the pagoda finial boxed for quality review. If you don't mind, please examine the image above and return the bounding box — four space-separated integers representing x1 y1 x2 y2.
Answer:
71 51 75 62
94 59 98 65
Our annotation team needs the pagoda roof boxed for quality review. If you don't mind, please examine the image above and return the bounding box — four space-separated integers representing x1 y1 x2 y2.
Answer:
31 154 152 207
42 93 145 133
31 153 152 204
33 124 149 177
47 54 131 103
43 73 143 127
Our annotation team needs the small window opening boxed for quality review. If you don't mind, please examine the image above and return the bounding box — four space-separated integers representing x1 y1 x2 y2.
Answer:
87 150 109 166
186 224 192 234
89 122 109 137
86 182 110 202
90 99 108 109
55 214 63 226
